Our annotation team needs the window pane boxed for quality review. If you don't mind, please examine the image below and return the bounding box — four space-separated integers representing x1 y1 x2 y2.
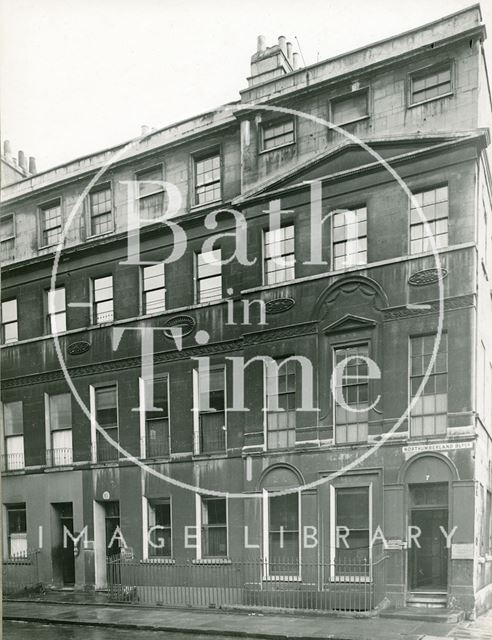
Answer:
195 154 221 204
95 386 117 427
4 401 23 435
50 393 72 431
262 119 295 150
2 299 17 322
1 215 14 239
332 93 368 125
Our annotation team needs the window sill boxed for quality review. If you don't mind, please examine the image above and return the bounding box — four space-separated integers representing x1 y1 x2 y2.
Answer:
86 229 115 241
141 558 175 564
408 92 454 109
190 199 222 212
263 575 301 582
327 576 371 583
193 557 231 565
332 115 369 128
38 242 60 251
259 141 296 155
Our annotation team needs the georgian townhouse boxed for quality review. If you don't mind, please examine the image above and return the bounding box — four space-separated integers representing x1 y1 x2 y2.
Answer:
2 4 492 617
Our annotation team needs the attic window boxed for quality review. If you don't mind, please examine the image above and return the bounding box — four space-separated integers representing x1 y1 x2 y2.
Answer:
260 119 295 151
331 91 368 127
410 64 452 105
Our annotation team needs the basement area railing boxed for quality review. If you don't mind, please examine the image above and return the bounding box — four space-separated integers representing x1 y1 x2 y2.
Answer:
2 550 40 594
107 554 387 612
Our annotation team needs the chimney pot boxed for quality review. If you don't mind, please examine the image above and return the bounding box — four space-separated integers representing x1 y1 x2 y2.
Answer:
18 150 26 170
293 52 301 70
278 35 287 56
286 42 293 61
3 139 12 157
257 35 266 53
141 125 150 136
29 156 37 174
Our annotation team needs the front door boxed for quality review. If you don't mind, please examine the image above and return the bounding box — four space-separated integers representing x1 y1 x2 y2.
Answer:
408 482 449 592
410 508 448 590
104 501 120 561
59 504 75 585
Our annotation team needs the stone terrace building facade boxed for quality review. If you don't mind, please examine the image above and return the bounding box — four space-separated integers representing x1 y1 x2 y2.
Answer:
2 4 492 616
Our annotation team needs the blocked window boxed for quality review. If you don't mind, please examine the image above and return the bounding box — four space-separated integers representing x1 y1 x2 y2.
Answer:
264 225 295 284
201 497 227 557
94 385 118 462
194 153 221 205
93 275 113 324
332 207 367 270
3 401 24 471
335 486 370 573
40 200 62 246
331 92 368 126
261 119 295 151
411 65 452 104
148 499 172 558
0 214 15 261
266 359 296 450
142 263 166 314
1 299 18 344
410 334 448 437
137 166 164 221
268 493 299 575
196 249 222 303
89 185 112 236
47 287 66 334
333 344 369 444
410 186 448 254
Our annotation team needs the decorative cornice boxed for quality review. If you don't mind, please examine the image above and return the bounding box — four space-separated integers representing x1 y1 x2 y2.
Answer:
2 322 317 388
243 322 317 346
383 294 475 320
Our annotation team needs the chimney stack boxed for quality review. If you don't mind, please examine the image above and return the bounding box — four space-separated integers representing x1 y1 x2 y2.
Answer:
286 42 293 62
247 34 300 88
29 156 37 174
278 35 287 56
18 150 27 170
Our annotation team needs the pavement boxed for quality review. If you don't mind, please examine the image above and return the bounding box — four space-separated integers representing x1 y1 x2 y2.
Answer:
2 593 492 639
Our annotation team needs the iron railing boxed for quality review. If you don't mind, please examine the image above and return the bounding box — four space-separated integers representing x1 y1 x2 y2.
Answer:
107 554 387 612
46 448 73 467
1 453 25 472
2 550 40 594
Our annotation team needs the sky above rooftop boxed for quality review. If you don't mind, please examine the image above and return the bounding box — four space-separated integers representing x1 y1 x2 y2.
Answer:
1 0 490 172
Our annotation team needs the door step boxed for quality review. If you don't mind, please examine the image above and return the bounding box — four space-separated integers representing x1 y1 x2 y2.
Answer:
407 592 447 608
380 606 464 624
